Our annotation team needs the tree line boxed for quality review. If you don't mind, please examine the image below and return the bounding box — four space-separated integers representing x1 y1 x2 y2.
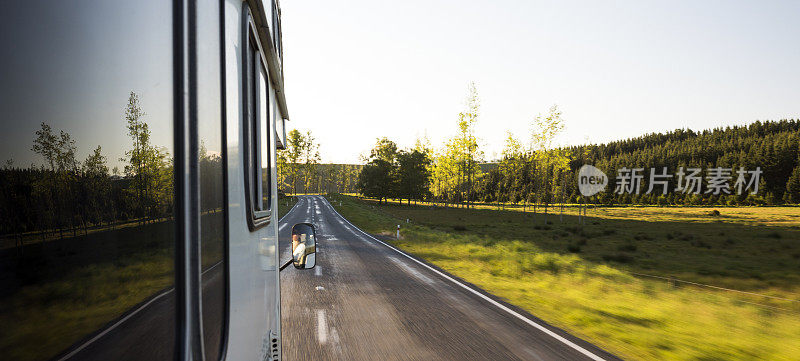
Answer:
553 119 800 206
0 92 224 245
277 129 361 195
355 82 800 209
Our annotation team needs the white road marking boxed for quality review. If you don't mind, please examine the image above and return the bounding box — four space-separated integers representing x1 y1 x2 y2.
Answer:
315 286 325 291
57 261 225 361
315 266 322 276
316 309 328 344
320 196 609 361
330 327 342 353
388 256 435 286
57 289 173 360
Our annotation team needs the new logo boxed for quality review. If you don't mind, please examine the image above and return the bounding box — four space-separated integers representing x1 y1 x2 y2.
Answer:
578 165 607 196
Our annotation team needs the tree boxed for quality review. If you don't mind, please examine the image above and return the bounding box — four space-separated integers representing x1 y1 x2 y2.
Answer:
81 146 111 232
370 137 398 164
31 122 79 237
784 162 800 203
429 83 484 208
281 129 305 195
529 105 568 222
430 143 460 205
301 130 320 193
499 132 524 209
396 149 431 204
358 159 394 203
358 138 399 202
454 82 483 208
122 91 172 223
31 122 58 172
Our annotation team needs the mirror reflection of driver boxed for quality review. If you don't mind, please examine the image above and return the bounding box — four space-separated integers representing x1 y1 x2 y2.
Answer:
292 233 308 267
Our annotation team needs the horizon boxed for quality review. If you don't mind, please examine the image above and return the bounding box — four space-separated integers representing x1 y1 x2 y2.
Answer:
289 117 800 165
281 0 800 163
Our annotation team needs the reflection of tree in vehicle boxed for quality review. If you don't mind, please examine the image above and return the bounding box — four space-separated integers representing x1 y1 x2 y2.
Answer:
1 92 175 243
0 92 177 360
199 141 224 270
123 92 174 226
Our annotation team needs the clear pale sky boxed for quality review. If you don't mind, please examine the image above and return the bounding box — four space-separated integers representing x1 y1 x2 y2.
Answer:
280 0 800 163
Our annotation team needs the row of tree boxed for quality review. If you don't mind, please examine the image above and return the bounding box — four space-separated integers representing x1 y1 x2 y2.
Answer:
276 129 362 195
0 92 188 242
358 138 431 204
357 82 570 214
356 83 800 208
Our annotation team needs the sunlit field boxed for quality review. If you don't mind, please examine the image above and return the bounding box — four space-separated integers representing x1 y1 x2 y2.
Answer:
327 194 800 361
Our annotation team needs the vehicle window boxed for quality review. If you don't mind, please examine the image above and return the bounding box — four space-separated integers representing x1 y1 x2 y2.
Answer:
259 66 272 209
0 1 175 360
198 0 226 359
272 0 281 59
245 26 271 219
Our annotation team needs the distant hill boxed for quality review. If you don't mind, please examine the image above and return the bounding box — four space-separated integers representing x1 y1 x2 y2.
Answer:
478 119 800 205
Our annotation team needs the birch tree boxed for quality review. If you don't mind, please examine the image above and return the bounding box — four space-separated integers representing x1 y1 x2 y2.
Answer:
529 105 568 223
301 130 320 193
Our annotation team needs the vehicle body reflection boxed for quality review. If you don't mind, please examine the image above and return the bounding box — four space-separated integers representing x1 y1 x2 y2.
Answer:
0 0 291 360
0 1 176 359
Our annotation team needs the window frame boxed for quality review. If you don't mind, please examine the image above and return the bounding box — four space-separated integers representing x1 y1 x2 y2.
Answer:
241 5 272 230
272 0 282 61
197 0 231 359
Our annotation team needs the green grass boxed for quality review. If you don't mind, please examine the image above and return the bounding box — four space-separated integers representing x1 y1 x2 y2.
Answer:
327 194 800 361
278 195 299 220
0 220 177 360
0 252 173 360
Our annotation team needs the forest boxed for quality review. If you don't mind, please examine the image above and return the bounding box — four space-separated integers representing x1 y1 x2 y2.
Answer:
353 84 800 208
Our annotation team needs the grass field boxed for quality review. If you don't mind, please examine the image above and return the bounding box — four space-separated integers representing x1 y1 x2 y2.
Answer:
278 195 299 220
327 194 800 361
0 220 177 360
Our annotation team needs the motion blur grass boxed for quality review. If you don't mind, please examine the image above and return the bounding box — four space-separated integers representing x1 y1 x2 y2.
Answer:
3 197 293 360
327 194 800 361
0 245 173 360
0 217 180 360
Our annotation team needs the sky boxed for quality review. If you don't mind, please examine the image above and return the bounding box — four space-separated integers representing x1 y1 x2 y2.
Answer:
280 0 800 163
0 0 175 171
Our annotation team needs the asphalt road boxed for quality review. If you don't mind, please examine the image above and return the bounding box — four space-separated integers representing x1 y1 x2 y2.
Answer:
279 195 622 361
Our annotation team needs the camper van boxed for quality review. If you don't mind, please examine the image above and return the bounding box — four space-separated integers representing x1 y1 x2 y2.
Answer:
0 0 305 360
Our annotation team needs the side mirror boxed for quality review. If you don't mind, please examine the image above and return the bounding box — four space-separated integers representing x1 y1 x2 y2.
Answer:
291 223 316 269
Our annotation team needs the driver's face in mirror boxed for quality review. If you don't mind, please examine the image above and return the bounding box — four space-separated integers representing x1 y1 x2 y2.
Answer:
291 223 316 269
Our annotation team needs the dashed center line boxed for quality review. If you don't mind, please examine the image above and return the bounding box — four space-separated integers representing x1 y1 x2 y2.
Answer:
316 309 328 344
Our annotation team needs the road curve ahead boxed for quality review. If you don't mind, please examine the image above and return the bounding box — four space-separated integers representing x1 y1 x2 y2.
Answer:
279 195 621 361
